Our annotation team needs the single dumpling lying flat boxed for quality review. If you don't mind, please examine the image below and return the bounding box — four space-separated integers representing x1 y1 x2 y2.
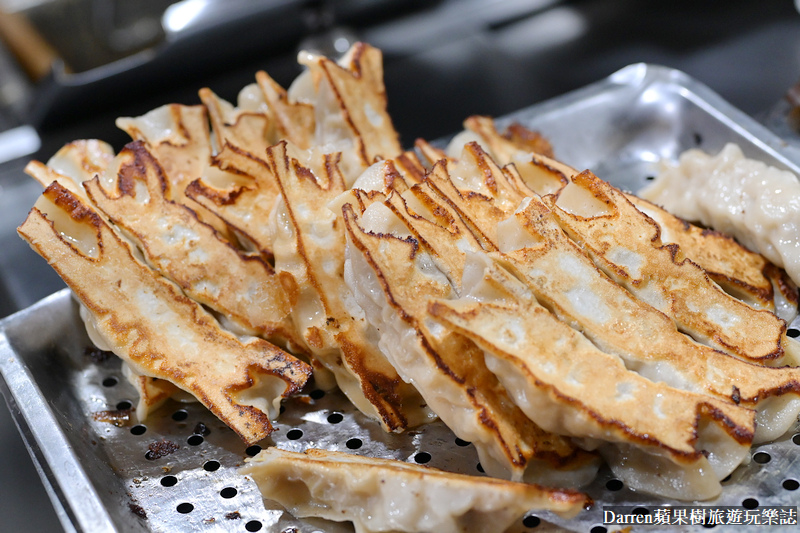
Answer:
640 142 800 288
241 447 591 533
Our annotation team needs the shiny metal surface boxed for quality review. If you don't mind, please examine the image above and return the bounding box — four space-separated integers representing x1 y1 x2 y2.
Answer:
1 64 800 532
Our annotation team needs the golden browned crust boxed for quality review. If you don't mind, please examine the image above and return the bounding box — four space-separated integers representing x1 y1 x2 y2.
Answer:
256 70 315 150
266 141 430 432
184 143 281 260
341 201 595 475
428 296 755 458
464 115 554 160
115 103 236 242
383 146 799 448
17 40 800 510
488 143 798 320
25 139 115 199
116 104 211 199
628 194 799 312
18 182 311 444
545 170 788 364
199 87 273 161
305 42 401 165
83 141 298 342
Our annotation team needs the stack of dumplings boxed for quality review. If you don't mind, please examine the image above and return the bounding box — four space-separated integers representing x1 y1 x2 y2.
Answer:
17 42 800 531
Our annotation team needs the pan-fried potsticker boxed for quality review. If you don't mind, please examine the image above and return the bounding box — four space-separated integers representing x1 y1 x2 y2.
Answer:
242 448 591 533
447 116 799 321
341 195 601 488
428 257 754 501
343 144 800 499
18 182 311 445
544 170 797 365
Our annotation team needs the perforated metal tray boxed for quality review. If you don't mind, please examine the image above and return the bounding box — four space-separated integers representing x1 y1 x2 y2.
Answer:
1 64 799 533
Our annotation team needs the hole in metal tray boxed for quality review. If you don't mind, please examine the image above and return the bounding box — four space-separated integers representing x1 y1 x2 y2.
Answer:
68 334 494 532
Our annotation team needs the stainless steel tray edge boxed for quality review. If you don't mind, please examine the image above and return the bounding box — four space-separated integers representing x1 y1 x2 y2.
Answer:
0 289 116 533
500 63 800 183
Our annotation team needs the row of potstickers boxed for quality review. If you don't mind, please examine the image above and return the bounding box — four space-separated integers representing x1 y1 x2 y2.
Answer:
16 43 589 531
16 42 800 531
335 125 800 505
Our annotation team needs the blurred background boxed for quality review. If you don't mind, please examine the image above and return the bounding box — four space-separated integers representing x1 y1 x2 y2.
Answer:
0 0 799 530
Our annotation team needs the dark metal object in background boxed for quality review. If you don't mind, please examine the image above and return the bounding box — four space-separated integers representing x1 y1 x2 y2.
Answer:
16 0 427 130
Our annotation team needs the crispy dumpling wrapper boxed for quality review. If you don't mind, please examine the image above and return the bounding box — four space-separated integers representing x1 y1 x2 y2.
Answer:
546 170 794 365
79 301 185 419
628 194 798 321
298 43 401 170
199 84 273 160
257 69 316 150
83 140 298 344
381 153 800 445
115 103 237 242
241 448 591 533
18 182 312 444
487 195 800 445
184 144 283 259
116 104 211 198
366 151 788 499
267 140 433 432
275 42 402 186
120 362 184 420
515 198 800 437
187 42 404 259
387 144 800 455
383 177 485 287
342 198 600 487
449 122 799 320
17 39 800 519
25 140 205 413
428 253 754 501
447 115 554 163
431 143 800 368
25 139 115 194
